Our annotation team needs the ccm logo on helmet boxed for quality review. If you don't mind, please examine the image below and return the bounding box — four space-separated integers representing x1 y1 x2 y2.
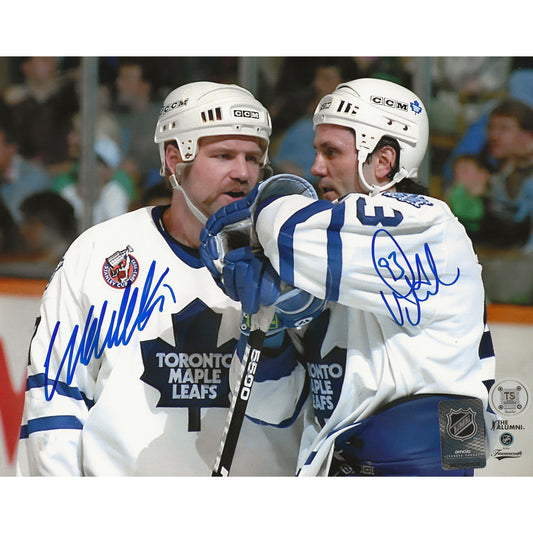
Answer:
160 98 189 115
371 95 409 112
233 109 260 119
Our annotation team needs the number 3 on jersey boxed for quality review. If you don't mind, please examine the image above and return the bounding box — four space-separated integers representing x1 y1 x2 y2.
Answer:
356 197 403 227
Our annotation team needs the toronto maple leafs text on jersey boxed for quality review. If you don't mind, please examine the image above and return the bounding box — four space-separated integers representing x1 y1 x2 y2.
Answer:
17 206 306 476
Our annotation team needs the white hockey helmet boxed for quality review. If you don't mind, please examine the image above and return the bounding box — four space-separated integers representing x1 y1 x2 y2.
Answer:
154 81 272 175
313 78 429 195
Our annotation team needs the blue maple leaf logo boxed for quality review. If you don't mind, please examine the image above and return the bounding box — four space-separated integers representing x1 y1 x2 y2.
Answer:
302 310 346 427
140 298 238 431
410 100 423 115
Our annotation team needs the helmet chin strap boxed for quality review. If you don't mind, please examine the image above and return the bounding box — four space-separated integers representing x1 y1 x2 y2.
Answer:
357 150 415 197
169 163 208 225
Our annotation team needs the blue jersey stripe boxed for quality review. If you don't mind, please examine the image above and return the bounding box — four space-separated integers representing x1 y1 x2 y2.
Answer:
483 379 496 414
326 203 345 301
26 373 95 410
479 331 495 360
20 415 83 439
278 201 334 286
303 450 317 467
483 379 495 394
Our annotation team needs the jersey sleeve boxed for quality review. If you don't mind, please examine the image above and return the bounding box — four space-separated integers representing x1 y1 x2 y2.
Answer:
18 237 100 476
255 192 471 325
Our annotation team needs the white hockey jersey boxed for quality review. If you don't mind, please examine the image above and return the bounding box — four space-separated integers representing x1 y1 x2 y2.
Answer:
17 206 306 476
254 190 496 476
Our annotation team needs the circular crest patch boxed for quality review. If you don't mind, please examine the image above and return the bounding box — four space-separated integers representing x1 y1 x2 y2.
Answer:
102 245 139 289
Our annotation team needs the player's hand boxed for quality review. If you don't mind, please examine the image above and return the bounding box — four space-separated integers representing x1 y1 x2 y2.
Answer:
222 246 281 315
223 245 326 326
199 173 317 289
200 173 323 324
205 173 317 235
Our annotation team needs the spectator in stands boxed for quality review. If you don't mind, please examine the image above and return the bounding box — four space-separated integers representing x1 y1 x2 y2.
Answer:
443 68 533 187
447 154 491 243
0 191 77 277
19 191 78 265
51 114 137 226
272 58 359 188
1 57 79 173
112 58 161 189
0 122 51 223
430 57 511 137
268 57 327 138
0 195 22 255
482 99 533 251
354 56 412 86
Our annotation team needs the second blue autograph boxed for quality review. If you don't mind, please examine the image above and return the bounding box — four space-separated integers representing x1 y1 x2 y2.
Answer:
371 229 460 326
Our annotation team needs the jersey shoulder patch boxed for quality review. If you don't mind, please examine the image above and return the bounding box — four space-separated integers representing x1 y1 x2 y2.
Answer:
382 191 433 208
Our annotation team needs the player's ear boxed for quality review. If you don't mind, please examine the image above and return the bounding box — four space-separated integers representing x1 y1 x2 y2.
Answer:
374 145 396 181
165 142 182 175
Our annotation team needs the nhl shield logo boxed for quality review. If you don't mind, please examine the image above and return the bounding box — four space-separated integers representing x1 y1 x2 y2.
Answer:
445 407 477 441
102 245 139 289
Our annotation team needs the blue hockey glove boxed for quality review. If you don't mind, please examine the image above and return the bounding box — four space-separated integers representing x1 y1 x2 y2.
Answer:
199 173 317 290
222 246 281 315
199 173 324 327
206 173 317 235
223 245 326 326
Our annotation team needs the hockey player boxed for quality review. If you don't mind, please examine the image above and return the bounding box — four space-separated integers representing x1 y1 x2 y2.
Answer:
17 81 308 476
201 78 497 476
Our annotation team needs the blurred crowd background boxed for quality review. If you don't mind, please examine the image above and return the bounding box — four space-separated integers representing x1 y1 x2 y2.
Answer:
1 56 533 305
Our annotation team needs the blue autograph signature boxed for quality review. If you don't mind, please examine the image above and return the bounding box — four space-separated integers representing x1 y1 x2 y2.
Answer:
43 260 176 401
371 229 460 326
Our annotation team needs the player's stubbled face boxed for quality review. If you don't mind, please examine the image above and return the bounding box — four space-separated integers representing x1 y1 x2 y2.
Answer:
184 135 264 217
311 124 364 200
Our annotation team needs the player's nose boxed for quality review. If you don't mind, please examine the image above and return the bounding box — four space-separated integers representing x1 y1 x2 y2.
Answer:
311 153 326 179
230 154 252 181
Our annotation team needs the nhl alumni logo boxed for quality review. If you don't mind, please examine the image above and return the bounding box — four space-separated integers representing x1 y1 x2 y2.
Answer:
102 245 139 288
445 407 478 441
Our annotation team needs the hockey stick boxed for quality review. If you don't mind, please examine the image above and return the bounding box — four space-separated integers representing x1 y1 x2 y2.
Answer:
212 304 276 476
